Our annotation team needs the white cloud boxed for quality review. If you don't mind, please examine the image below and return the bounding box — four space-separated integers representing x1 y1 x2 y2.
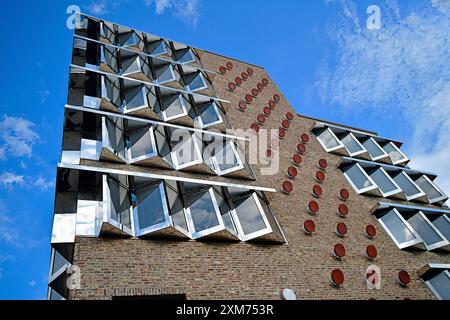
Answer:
317 0 450 198
0 202 19 245
143 0 200 27
0 115 40 160
0 172 24 188
86 0 108 15
34 176 54 191
28 280 37 287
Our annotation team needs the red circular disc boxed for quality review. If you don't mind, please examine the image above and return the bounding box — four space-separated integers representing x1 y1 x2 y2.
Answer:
304 220 316 234
331 269 344 286
292 154 302 165
278 127 286 139
282 181 293 193
287 166 298 178
247 67 254 75
218 66 227 74
228 82 236 91
316 171 326 182
268 100 277 109
282 119 290 129
257 83 264 91
266 149 273 159
245 94 253 103
297 143 306 154
366 245 378 259
338 204 349 217
238 101 247 110
318 159 328 169
256 114 266 124
262 78 269 85
241 72 248 80
263 107 271 116
398 270 411 286
312 185 322 197
250 123 260 133
273 94 281 102
235 77 243 85
336 222 348 236
226 62 233 70
308 200 319 213
366 225 377 238
301 133 310 143
333 244 346 258
286 112 294 121
251 88 259 97
340 188 350 200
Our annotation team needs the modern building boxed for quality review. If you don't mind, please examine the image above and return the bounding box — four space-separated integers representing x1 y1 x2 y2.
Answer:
48 12 450 300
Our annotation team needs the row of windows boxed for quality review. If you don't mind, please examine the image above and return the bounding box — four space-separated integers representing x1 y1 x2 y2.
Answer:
375 207 450 251
75 15 200 67
62 111 248 177
423 267 450 300
68 69 226 129
314 125 409 166
341 160 448 205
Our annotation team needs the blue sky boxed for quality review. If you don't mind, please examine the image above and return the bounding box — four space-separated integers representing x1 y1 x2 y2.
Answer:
0 0 449 299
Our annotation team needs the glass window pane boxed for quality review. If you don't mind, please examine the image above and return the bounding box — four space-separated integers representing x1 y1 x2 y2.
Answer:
188 191 220 232
392 172 421 197
379 209 417 244
173 134 200 166
215 143 239 172
234 195 267 235
415 176 443 200
369 168 398 194
317 129 340 149
407 213 444 246
52 250 68 274
129 127 155 159
214 189 236 234
343 164 373 190
383 142 405 163
341 134 364 154
108 178 131 228
178 49 195 64
155 65 175 83
165 182 188 232
362 138 385 159
124 86 147 110
197 103 221 126
161 95 185 118
188 73 206 91
431 215 450 241
428 271 450 300
136 184 166 230
105 118 126 158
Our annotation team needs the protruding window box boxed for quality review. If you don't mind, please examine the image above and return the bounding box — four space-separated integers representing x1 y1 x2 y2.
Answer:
117 29 145 52
119 50 152 82
405 211 450 251
414 175 448 205
361 137 391 163
172 41 199 66
151 59 183 89
146 36 173 60
380 141 409 166
122 80 160 120
337 132 370 160
315 127 349 156
75 15 114 44
341 163 381 197
204 140 249 178
367 167 405 200
182 65 213 96
101 117 127 163
391 171 428 203
48 248 71 300
193 101 226 131
72 38 119 75
155 88 194 126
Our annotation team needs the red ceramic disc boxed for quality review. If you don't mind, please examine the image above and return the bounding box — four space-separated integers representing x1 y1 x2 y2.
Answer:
338 204 349 217
334 244 346 258
263 107 271 116
245 94 253 103
316 171 326 182
278 128 286 138
235 77 243 85
250 123 260 133
336 222 348 236
282 119 290 129
257 83 264 91
301 133 310 143
340 188 350 200
318 159 328 169
304 220 316 233
228 82 236 91
366 245 378 259
331 269 344 286
286 112 294 121
268 100 277 109
366 225 377 238
312 185 322 197
287 166 298 178
273 94 281 102
262 78 269 85
297 143 306 154
226 62 233 70
308 200 319 213
257 114 266 124
251 88 259 97
247 67 254 75
241 72 248 79
266 149 273 159
292 154 302 165
398 270 411 286
282 181 293 193
238 101 247 110
218 66 227 74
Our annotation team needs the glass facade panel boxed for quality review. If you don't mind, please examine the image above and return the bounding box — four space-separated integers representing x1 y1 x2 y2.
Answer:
383 142 405 163
415 176 443 201
428 271 450 300
431 215 450 241
362 138 386 159
108 178 131 228
379 209 417 244
341 133 364 154
234 195 267 236
343 164 373 190
129 127 155 159
188 191 220 232
407 214 444 246
136 184 166 230
392 172 421 197
317 129 341 149
369 168 398 194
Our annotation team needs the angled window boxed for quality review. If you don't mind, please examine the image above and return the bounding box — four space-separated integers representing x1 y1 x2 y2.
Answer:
165 180 189 236
230 192 272 241
382 142 408 165
406 212 448 250
151 60 182 88
134 180 170 236
194 102 223 128
368 167 402 197
361 137 388 161
341 163 377 193
213 187 238 236
146 38 171 57
117 30 145 51
185 188 224 239
119 50 151 81
425 270 450 300
175 48 197 64
170 130 203 169
316 128 346 153
377 208 422 249
127 125 157 163
429 214 450 242
158 90 190 121
184 71 208 92
104 175 133 235
339 132 367 157
102 117 127 162
414 175 448 204
391 171 426 201
209 140 244 175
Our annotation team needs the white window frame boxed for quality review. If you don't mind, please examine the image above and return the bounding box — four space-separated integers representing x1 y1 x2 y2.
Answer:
342 163 378 194
170 132 204 170
368 167 403 198
340 132 368 157
392 171 427 201
122 85 150 114
160 93 189 121
133 181 172 236
425 269 450 300
316 127 347 153
362 137 389 161
127 126 158 164
184 188 225 239
211 141 244 176
177 48 196 64
430 214 450 242
195 102 223 129
407 211 449 251
382 141 409 165
102 117 128 162
230 192 273 242
186 72 208 93
414 175 448 204
377 208 423 249
120 52 149 78
154 63 177 85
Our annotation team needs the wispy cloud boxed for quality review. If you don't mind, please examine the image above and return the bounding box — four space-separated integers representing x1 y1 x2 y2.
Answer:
143 0 200 28
0 202 19 245
28 280 37 287
0 172 54 191
317 0 450 198
0 172 24 189
34 176 54 191
86 0 108 15
0 115 40 160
